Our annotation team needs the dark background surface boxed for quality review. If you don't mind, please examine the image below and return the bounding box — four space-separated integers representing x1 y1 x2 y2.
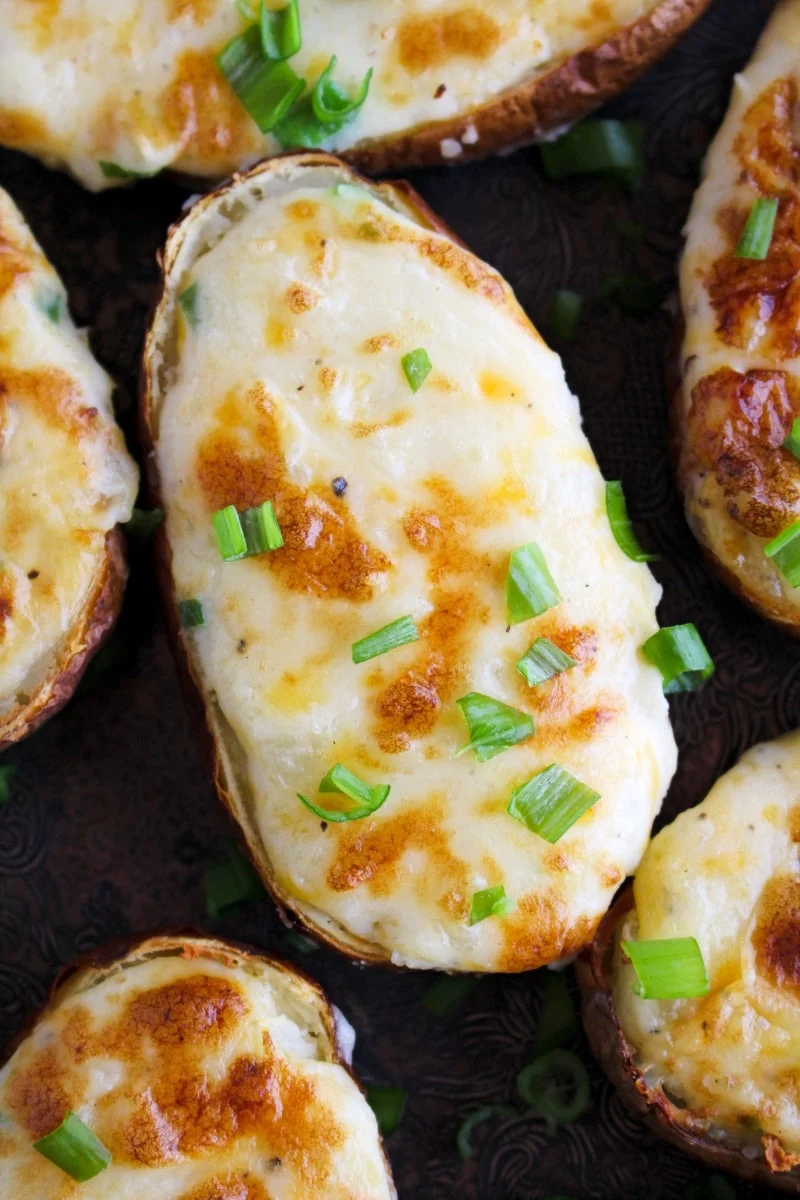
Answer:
0 1 791 1196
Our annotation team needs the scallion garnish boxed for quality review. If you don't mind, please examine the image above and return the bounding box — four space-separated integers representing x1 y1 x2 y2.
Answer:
605 481 660 562
784 419 800 460
735 197 778 260
0 765 15 805
548 290 583 341
765 519 800 587
298 763 390 823
274 58 372 148
212 504 248 561
283 929 319 954
642 624 714 693
366 1086 406 1135
456 1105 516 1159
35 290 62 324
507 764 599 843
178 281 200 328
352 615 419 664
469 885 512 926
516 1048 590 1130
455 693 534 762
98 160 158 180
33 1112 111 1182
241 500 283 554
179 598 205 629
205 843 265 917
217 26 305 132
125 507 164 542
621 936 709 999
517 638 576 689
401 348 432 393
539 119 645 187
506 542 561 625
260 0 301 60
422 974 478 1018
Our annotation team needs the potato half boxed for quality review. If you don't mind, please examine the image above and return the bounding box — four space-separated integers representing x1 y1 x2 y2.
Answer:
1 0 710 190
0 932 395 1199
0 186 138 748
676 0 800 632
577 730 800 1191
141 153 676 971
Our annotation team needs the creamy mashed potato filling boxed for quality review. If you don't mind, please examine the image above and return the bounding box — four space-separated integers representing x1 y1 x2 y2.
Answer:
614 730 800 1160
0 187 137 715
0 939 393 1199
1 0 657 189
148 162 676 971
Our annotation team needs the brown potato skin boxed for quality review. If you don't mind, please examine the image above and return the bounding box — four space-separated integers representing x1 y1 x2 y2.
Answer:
576 889 800 1192
0 528 128 751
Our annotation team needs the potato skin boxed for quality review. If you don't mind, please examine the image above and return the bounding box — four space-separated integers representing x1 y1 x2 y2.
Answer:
576 889 800 1192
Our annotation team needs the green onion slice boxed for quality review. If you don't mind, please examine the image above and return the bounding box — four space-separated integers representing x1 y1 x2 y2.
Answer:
517 1048 590 1129
735 197 778 260
457 1105 516 1159
179 281 200 328
212 505 248 561
366 1086 406 1135
469 885 512 926
298 763 390 823
506 541 561 625
274 59 372 148
422 974 478 1018
179 598 205 629
218 26 305 132
401 348 432 393
605 481 660 562
540 119 645 187
352 615 419 664
507 764 599 844
241 500 283 554
548 289 583 341
98 160 158 180
765 518 800 587
260 0 301 60
312 56 372 123
517 638 576 689
0 765 16 805
33 1112 111 1182
455 692 534 762
125 507 164 542
35 289 62 324
642 624 714 693
784 418 800 460
533 970 579 1056
283 929 319 954
621 936 709 1000
205 843 265 918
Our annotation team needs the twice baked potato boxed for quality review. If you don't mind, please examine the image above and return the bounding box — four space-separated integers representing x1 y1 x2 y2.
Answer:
0 932 395 1198
578 730 800 1191
676 0 800 632
142 152 677 972
1 0 711 190
0 186 138 749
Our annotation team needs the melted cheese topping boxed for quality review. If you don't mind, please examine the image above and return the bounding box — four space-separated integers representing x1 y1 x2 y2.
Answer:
0 0 658 190
678 0 800 621
614 730 800 1160
148 163 676 971
0 941 393 1199
0 187 137 716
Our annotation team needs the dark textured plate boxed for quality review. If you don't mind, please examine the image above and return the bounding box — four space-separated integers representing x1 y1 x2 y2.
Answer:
0 1 789 1196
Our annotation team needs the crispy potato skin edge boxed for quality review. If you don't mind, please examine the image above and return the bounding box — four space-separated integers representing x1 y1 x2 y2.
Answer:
576 889 800 1191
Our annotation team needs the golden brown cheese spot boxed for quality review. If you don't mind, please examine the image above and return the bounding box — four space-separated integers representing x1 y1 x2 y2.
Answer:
0 577 13 645
764 1133 800 1173
0 233 30 300
789 805 800 843
351 409 410 438
0 367 99 439
158 51 257 170
317 365 338 392
361 333 398 353
479 371 520 402
286 200 319 221
685 367 800 538
0 110 47 149
122 975 247 1050
396 9 501 75
265 317 297 349
535 701 618 751
498 894 598 972
181 1175 273 1200
573 0 614 32
752 875 800 1000
166 0 214 24
7 1045 75 1137
283 284 319 314
196 387 390 601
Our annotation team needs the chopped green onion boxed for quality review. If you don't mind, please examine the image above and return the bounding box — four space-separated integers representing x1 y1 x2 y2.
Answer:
205 843 265 918
507 764 599 844
422 974 478 1018
33 1112 111 1182
218 26 305 132
366 1086 406 1135
283 929 319 954
621 936 709 1000
735 197 778 260
600 272 666 315
35 289 62 323
533 970 579 1056
179 598 205 629
332 182 373 203
457 1105 516 1159
517 638 576 689
605 481 660 562
312 56 372 122
784 418 800 460
179 281 200 328
352 615 419 664
765 519 800 587
274 58 372 148
236 0 257 18
298 763 390 823
455 693 534 762
506 541 561 626
469 885 512 926
539 119 645 187
125 507 164 542
98 160 158 180
401 348 432 393
260 0 301 60
642 624 714 693
212 505 248 561
241 500 283 554
0 765 15 805
548 290 583 341
517 1048 590 1129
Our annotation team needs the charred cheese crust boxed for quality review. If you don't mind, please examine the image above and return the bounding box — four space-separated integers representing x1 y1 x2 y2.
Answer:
578 731 800 1191
0 186 138 747
0 0 711 189
142 153 677 973
676 0 800 632
0 933 395 1200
